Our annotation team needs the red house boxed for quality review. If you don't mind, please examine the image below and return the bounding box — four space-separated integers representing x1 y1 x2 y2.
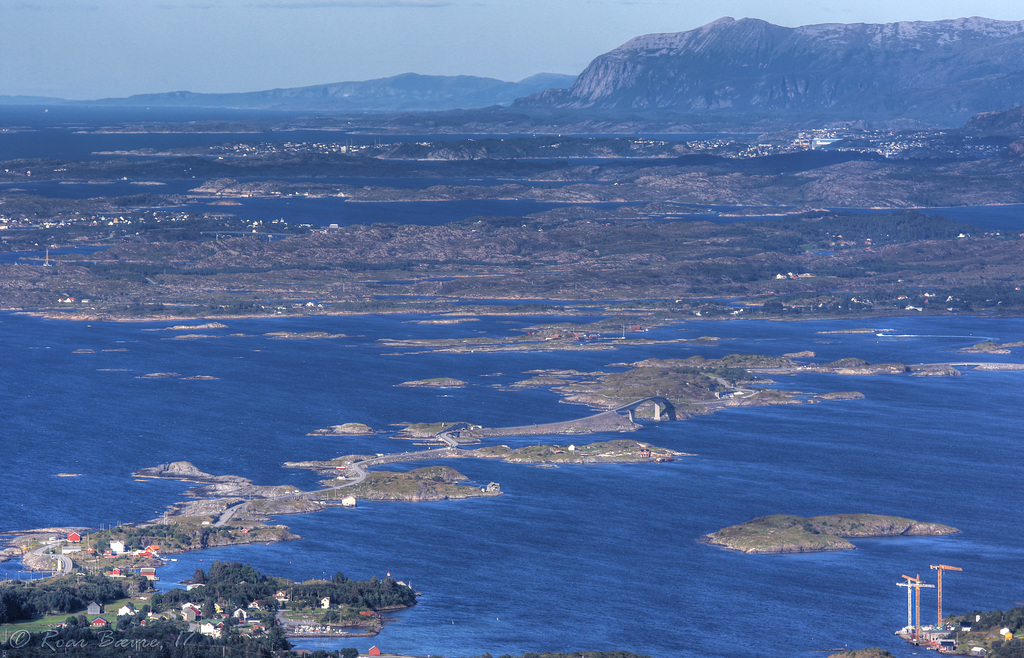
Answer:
368 647 381 656
90 617 109 628
67 532 81 543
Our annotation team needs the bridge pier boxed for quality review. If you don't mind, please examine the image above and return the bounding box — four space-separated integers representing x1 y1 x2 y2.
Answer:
627 409 635 423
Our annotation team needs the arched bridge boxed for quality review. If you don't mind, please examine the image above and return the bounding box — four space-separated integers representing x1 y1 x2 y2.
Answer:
612 397 677 422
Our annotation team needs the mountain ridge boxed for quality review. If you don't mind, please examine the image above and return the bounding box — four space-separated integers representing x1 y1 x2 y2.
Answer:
89 72 577 113
514 16 1024 124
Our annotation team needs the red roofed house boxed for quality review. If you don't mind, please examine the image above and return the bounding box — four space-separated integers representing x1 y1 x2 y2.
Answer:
368 647 381 656
90 617 109 628
67 532 81 543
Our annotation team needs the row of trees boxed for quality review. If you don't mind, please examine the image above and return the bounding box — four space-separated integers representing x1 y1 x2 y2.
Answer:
151 562 416 614
1 617 294 657
0 573 142 624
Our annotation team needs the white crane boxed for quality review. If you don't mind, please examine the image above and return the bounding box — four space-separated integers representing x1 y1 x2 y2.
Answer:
897 574 935 639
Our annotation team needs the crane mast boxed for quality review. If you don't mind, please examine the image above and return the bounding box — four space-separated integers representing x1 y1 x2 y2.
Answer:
896 574 934 639
930 564 963 627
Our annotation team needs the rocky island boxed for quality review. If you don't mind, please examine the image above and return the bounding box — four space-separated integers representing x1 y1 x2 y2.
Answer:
702 514 960 554
469 439 686 464
397 377 468 388
318 465 501 502
307 422 376 436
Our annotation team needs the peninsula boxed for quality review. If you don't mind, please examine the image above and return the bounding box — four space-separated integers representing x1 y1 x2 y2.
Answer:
701 514 960 554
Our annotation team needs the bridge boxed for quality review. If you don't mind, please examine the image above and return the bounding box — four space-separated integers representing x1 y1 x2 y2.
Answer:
204 396 682 525
612 397 677 422
456 396 678 440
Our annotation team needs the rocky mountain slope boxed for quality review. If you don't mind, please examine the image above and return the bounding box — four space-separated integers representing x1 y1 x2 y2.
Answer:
516 16 1024 124
965 105 1024 136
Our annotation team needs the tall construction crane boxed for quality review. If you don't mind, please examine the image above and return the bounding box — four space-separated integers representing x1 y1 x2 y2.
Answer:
897 574 935 639
930 564 963 627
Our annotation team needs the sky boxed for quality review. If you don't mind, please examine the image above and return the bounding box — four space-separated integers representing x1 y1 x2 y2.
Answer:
2 0 1023 100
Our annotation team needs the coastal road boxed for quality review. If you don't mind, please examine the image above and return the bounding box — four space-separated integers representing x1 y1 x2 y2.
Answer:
29 542 71 575
313 447 457 498
213 501 249 528
210 447 458 526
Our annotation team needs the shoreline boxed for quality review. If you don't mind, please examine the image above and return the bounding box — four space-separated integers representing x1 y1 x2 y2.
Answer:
5 303 1020 324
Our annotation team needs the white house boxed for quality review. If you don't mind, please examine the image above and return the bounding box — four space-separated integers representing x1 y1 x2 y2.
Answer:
199 622 221 638
320 597 331 609
181 603 201 622
109 541 125 555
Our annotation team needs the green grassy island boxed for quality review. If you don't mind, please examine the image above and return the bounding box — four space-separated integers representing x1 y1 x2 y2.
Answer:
702 514 960 554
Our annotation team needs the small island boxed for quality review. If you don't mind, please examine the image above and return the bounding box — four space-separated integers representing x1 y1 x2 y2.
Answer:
318 465 501 502
959 339 1024 354
701 514 960 554
828 650 894 658
307 422 375 436
263 331 346 340
396 377 467 388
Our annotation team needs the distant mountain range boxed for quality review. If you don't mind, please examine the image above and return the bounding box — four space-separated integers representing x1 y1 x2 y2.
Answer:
0 73 576 113
515 16 1024 124
7 17 1024 124
91 73 576 113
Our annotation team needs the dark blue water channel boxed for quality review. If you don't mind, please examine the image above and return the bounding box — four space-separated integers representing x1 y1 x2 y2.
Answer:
1 312 1022 657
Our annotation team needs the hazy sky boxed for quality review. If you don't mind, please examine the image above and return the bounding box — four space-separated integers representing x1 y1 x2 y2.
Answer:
2 0 1023 99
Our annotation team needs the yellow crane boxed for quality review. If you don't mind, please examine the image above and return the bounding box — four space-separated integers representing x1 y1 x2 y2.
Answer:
930 564 963 627
897 574 934 639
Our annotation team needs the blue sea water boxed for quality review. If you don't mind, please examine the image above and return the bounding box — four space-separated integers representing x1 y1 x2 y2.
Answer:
1 312 1022 657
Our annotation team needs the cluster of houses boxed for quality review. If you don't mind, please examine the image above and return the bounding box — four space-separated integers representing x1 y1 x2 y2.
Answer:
177 600 267 638
61 532 162 580
71 595 272 640
901 617 1015 655
61 601 147 632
